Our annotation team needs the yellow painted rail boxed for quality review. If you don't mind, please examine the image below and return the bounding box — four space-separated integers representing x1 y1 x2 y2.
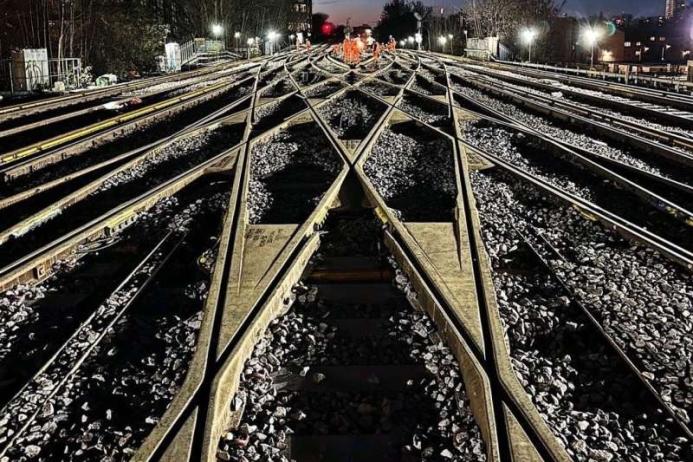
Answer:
0 81 230 165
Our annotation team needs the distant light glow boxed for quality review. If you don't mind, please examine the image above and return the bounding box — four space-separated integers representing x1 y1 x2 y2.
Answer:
211 24 223 37
520 28 537 45
582 27 602 46
321 22 335 36
407 36 415 44
438 36 447 45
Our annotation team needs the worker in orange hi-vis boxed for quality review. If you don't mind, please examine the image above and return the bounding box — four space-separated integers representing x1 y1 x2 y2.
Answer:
373 42 381 61
345 39 354 64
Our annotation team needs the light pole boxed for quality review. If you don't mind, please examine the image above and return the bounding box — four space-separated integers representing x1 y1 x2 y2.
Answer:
267 31 278 54
448 34 454 54
438 36 447 53
211 24 224 60
407 36 415 49
582 26 602 67
520 28 537 63
662 44 671 61
247 38 254 59
415 32 422 51
234 32 241 51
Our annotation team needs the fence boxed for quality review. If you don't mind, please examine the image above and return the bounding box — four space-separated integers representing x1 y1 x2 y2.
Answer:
0 56 82 94
496 59 693 94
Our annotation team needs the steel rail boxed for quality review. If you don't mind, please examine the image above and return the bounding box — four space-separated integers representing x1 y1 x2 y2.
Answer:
447 81 693 203
0 60 259 123
0 81 234 166
0 66 252 139
0 108 250 247
457 63 693 129
0 74 255 182
0 92 253 212
451 69 693 156
448 96 693 227
0 138 240 291
512 223 693 438
489 60 693 111
0 229 186 458
374 54 693 268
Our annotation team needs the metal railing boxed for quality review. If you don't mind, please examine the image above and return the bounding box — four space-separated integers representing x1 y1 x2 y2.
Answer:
495 58 693 94
1 57 82 94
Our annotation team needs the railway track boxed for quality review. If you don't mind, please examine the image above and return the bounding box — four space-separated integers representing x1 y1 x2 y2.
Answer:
0 59 250 125
0 49 690 462
455 63 693 131
447 63 693 154
447 73 693 193
486 61 693 112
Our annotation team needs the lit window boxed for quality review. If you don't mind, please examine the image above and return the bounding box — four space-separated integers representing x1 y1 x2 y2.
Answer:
624 42 631 47
636 41 641 46
650 36 655 41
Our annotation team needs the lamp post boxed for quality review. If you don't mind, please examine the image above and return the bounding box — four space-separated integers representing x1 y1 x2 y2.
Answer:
267 31 278 54
211 24 224 49
415 32 422 51
438 36 447 53
662 44 671 61
520 28 537 63
247 38 254 59
234 32 241 51
448 34 454 54
407 36 415 48
582 26 602 67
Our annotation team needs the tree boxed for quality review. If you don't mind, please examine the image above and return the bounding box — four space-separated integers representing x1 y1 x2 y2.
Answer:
0 0 303 81
311 12 329 42
89 3 169 75
374 0 431 43
462 0 563 40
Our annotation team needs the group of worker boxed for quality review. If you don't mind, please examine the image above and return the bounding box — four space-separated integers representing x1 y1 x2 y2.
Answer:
341 38 363 64
334 35 399 64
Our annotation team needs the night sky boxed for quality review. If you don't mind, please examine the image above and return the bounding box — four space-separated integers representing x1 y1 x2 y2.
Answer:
314 0 664 27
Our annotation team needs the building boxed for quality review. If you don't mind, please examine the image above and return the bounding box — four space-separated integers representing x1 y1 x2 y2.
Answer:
288 0 312 34
547 16 579 63
600 29 625 63
623 13 690 62
665 0 687 20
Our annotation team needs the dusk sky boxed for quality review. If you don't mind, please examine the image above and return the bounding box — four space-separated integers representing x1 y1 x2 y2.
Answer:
314 0 664 28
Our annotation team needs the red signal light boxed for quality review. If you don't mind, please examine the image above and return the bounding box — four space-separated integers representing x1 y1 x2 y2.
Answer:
321 22 334 36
